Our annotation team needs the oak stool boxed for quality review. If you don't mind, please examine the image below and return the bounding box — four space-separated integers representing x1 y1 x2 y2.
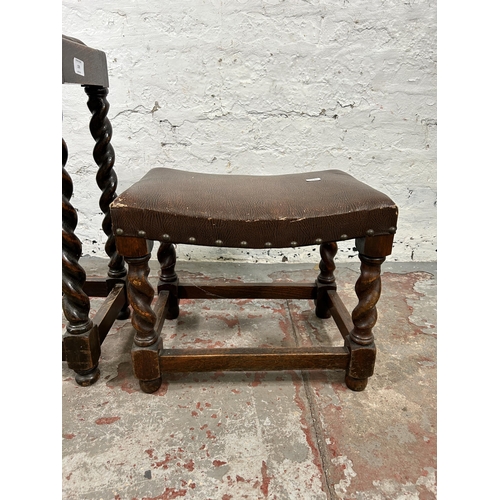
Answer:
110 167 398 393
62 35 130 386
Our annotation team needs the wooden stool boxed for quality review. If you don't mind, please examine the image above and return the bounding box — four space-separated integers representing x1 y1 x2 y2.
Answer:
62 35 130 386
110 168 398 393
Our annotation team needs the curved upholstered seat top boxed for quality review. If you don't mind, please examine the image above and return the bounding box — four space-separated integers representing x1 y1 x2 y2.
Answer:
110 168 398 248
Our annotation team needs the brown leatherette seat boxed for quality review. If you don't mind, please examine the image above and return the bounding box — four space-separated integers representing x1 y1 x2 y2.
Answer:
110 167 398 248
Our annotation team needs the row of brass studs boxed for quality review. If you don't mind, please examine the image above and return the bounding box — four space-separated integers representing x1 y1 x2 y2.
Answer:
115 227 397 243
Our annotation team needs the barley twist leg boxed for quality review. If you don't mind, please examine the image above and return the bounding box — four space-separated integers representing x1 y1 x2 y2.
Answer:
62 138 100 386
126 253 163 393
85 85 129 318
315 242 338 319
350 254 385 345
345 253 385 391
157 242 180 320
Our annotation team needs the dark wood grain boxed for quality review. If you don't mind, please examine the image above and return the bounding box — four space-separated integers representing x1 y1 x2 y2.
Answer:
158 243 177 283
317 242 338 285
160 282 316 300
160 346 349 372
125 253 158 347
62 137 92 335
344 251 385 391
126 252 164 390
62 137 101 386
85 85 126 280
315 241 338 318
82 278 110 297
157 243 180 319
93 284 127 343
355 234 394 258
350 254 385 346
153 290 170 334
327 290 354 339
63 80 129 384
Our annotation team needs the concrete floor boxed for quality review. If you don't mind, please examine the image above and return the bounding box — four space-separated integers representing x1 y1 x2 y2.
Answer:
62 258 437 500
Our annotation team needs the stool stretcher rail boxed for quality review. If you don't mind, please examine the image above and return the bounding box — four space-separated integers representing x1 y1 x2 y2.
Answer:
159 347 350 372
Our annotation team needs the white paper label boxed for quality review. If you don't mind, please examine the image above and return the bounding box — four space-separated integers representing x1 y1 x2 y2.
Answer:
74 58 85 76
306 177 321 182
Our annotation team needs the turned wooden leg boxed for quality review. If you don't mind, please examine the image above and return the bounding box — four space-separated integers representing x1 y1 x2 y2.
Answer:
85 85 129 319
157 242 180 320
125 250 163 393
315 242 338 319
62 138 100 386
345 235 393 391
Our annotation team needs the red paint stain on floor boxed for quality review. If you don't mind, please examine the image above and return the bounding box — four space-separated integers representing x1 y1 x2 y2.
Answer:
383 272 436 338
106 361 138 394
320 400 436 495
235 299 253 307
290 372 325 478
269 303 286 315
260 460 274 497
183 459 195 471
278 318 294 343
153 454 173 470
213 460 227 467
95 416 121 425
250 372 266 387
180 480 196 490
211 314 239 329
63 433 76 439
194 338 224 348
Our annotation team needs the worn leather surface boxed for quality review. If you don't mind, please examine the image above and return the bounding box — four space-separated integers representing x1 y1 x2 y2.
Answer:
110 168 398 248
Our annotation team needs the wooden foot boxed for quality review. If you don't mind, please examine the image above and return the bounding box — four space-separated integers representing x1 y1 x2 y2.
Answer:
63 323 101 383
315 242 338 319
345 374 368 392
139 377 162 394
75 366 101 387
132 339 163 393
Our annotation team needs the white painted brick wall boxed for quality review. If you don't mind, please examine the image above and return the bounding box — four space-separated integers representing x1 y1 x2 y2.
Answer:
62 0 436 263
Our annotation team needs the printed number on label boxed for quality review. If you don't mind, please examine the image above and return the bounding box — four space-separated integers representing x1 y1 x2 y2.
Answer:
74 58 85 77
